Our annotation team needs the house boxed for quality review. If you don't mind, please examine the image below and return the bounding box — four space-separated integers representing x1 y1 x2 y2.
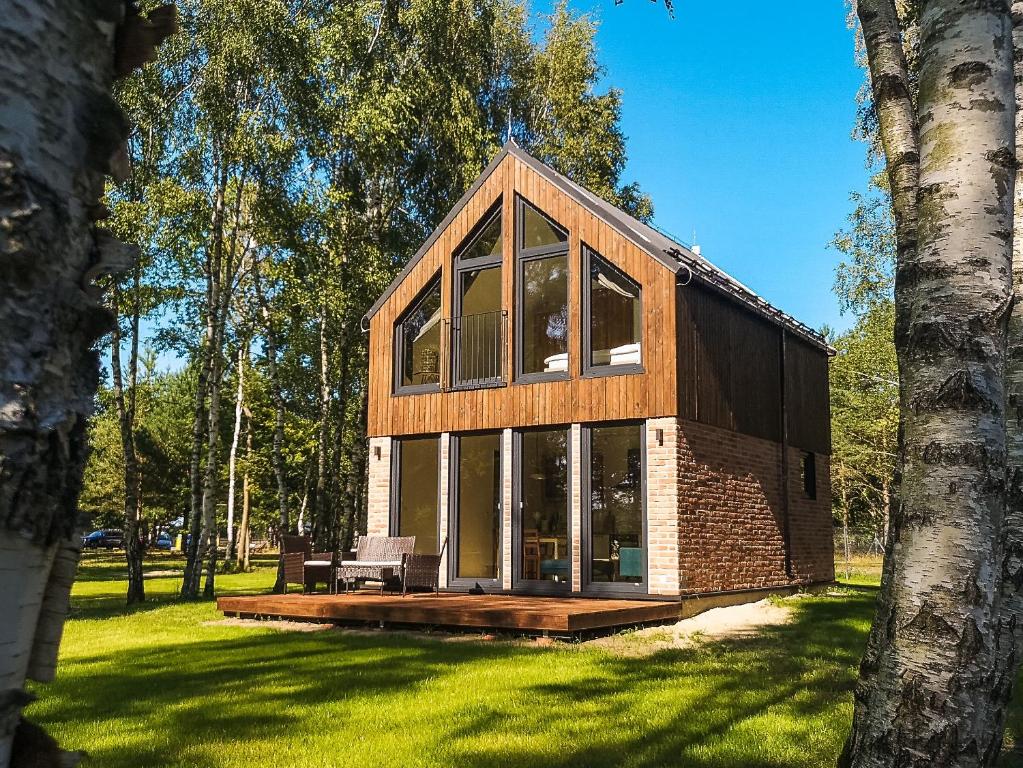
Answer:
361 141 835 602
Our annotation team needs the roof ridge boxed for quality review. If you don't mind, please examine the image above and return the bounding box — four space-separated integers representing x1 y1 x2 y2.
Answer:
365 141 833 355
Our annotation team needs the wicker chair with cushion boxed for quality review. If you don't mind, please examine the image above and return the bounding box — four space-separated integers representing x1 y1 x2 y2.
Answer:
281 534 333 593
337 536 415 594
402 537 448 596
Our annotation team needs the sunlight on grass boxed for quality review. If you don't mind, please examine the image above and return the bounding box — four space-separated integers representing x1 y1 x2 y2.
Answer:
34 553 1023 767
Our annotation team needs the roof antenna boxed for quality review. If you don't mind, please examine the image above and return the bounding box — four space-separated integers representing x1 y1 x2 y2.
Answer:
506 108 514 145
691 229 701 257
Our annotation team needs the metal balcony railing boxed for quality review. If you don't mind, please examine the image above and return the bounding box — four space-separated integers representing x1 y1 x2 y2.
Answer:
445 310 507 389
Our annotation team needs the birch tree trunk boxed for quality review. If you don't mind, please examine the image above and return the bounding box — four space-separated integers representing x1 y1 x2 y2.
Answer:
0 2 172 764
110 284 144 605
983 1 1023 758
842 1 1016 765
181 345 207 598
237 415 252 571
253 261 289 592
225 343 247 564
313 300 331 548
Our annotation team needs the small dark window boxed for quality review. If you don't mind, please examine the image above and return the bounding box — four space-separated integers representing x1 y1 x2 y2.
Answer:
394 274 442 393
583 246 642 374
802 452 817 499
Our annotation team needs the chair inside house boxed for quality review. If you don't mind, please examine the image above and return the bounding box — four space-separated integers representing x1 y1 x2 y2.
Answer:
337 536 416 594
281 534 333 593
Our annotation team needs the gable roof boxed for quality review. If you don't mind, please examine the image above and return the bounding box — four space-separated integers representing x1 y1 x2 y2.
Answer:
364 141 833 354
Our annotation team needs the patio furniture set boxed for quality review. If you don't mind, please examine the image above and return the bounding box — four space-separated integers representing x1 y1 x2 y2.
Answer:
281 534 447 595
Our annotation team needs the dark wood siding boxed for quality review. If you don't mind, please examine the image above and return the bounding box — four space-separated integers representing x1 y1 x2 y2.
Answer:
677 282 782 443
785 336 831 454
677 282 830 453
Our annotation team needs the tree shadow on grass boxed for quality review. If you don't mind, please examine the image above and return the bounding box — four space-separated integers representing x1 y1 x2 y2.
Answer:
31 587 888 768
441 588 879 768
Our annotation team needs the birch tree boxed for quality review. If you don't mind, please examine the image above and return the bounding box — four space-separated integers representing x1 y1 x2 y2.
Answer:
0 2 173 764
841 0 1018 764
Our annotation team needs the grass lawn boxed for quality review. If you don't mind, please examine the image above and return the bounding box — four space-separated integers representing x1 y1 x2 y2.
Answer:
24 553 1023 767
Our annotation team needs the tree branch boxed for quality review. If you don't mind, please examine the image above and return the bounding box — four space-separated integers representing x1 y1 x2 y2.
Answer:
856 0 919 259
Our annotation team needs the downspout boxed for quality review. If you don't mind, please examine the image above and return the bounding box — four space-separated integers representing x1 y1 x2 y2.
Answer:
779 329 794 580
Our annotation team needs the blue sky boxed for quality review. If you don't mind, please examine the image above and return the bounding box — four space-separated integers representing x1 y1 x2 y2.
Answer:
554 0 867 333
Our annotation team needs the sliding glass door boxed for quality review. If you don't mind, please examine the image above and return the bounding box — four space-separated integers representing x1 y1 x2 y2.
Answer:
583 422 646 594
513 428 570 592
449 432 503 588
390 437 440 554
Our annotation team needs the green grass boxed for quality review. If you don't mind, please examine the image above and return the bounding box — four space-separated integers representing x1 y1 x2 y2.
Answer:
24 553 1021 767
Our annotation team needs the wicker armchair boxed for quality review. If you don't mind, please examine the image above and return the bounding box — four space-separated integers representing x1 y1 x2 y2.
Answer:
281 534 332 593
402 537 448 596
337 536 415 594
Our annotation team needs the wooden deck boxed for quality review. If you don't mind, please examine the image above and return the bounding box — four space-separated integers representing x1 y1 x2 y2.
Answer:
217 592 681 634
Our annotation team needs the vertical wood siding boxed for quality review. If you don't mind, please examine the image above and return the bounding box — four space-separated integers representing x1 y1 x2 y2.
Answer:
677 281 831 454
367 155 678 436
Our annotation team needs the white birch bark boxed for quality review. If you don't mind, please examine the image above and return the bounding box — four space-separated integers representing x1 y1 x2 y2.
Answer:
225 343 246 562
982 2 1023 761
0 2 172 764
843 1 1016 765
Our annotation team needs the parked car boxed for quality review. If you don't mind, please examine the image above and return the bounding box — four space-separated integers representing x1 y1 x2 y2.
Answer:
154 533 173 551
81 529 124 549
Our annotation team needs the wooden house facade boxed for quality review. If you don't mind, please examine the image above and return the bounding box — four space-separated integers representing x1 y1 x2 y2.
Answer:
362 142 835 600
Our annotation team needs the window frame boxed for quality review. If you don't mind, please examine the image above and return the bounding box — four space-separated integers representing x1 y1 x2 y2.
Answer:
392 272 443 396
580 420 648 596
389 435 442 552
581 244 645 379
515 197 571 384
510 425 573 594
451 201 506 390
447 430 505 591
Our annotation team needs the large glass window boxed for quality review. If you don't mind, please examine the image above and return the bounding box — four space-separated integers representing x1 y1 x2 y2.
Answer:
517 199 569 378
394 274 442 392
517 428 569 586
392 437 440 554
453 433 502 582
586 423 644 587
584 247 642 372
454 206 504 387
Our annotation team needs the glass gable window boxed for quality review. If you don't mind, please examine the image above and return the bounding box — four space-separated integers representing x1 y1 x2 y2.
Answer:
453 205 505 387
584 247 642 371
517 199 569 378
521 202 568 251
392 437 440 554
462 211 503 262
394 274 442 392
586 423 644 588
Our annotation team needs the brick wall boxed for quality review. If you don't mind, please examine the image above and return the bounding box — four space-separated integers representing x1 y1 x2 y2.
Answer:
366 436 391 537
570 424 582 590
647 418 681 595
787 446 835 583
502 428 513 590
677 419 833 594
438 433 450 588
